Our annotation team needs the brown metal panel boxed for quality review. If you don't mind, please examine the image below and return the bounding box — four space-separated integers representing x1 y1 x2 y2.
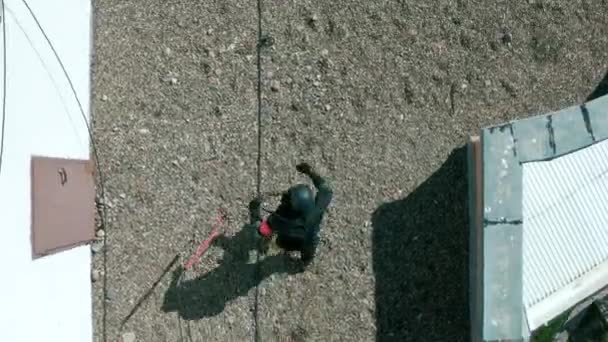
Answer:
31 156 95 259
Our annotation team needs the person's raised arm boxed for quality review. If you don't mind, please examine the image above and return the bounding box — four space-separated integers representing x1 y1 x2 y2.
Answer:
296 163 333 212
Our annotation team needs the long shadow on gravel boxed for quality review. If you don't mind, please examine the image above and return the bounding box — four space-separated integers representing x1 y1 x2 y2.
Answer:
372 146 470 342
587 70 608 102
162 224 303 320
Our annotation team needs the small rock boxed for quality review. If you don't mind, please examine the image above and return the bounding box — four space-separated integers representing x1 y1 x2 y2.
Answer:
122 331 136 342
501 30 513 45
206 28 214 35
91 241 104 254
270 80 281 92
96 229 106 238
227 316 235 325
101 95 108 102
313 81 320 87
461 83 468 90
91 270 100 282
484 80 492 87
399 114 404 121
266 71 274 79
119 193 126 199
171 160 180 167
178 156 187 163
164 47 172 55
260 35 275 47
324 104 331 111
500 79 517 97
320 49 329 56
311 14 319 22
138 128 150 134
168 77 178 85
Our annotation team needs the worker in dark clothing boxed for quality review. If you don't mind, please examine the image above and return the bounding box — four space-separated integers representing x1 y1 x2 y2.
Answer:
249 162 333 264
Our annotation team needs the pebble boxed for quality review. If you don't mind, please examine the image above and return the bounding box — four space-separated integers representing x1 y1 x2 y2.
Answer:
122 331 136 342
485 80 492 87
138 128 150 134
96 229 106 238
324 104 331 111
313 81 321 87
168 77 178 85
270 80 281 92
320 49 329 56
91 270 100 282
91 241 104 254
178 156 187 163
171 160 180 167
101 95 108 102
164 47 172 55
501 30 513 45
311 14 319 22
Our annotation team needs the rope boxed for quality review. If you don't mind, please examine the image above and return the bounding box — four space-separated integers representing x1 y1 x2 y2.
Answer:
253 0 264 339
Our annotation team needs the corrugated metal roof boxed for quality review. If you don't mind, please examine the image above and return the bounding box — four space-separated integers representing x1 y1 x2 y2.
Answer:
522 138 608 311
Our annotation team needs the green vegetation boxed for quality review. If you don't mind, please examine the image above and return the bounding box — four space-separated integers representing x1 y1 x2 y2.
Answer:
532 311 570 342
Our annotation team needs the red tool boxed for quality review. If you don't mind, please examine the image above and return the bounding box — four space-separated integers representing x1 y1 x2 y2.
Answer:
183 209 227 270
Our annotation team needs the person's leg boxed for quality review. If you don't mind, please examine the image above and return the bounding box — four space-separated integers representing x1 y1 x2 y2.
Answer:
276 234 303 252
300 226 320 264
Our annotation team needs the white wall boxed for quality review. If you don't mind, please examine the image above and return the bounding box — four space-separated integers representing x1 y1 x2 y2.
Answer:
0 1 93 341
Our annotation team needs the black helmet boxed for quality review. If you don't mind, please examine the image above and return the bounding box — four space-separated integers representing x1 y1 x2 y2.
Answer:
288 184 314 213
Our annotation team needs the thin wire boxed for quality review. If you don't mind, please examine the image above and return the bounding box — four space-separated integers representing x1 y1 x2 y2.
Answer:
0 0 7 178
253 0 264 339
20 2 110 342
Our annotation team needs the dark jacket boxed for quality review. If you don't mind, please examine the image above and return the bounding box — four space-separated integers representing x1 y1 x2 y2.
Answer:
261 170 333 260
269 171 333 240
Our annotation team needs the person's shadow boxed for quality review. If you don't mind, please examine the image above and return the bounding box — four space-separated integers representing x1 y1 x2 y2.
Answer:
162 223 304 320
587 70 608 102
371 146 470 342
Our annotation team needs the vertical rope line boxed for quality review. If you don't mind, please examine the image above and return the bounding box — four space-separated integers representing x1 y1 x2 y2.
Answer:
253 0 264 340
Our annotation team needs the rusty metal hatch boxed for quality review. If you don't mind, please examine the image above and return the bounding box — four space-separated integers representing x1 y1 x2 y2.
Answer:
31 156 95 259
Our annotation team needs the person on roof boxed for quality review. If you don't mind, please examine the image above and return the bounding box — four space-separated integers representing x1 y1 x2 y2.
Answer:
249 162 333 264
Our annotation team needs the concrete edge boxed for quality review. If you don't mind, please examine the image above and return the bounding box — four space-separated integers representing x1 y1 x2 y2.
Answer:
468 135 484 342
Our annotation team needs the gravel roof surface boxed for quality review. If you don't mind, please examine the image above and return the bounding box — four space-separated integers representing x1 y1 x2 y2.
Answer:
91 0 608 341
